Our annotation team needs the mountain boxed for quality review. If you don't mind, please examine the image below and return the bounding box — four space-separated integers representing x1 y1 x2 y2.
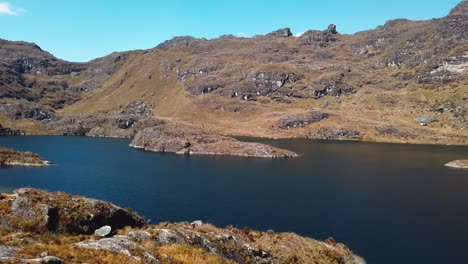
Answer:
0 1 467 146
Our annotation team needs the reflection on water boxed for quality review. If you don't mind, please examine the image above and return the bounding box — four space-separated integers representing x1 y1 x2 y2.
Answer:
0 136 467 264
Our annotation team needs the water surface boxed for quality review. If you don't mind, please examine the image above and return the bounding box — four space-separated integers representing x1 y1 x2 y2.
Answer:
0 136 467 264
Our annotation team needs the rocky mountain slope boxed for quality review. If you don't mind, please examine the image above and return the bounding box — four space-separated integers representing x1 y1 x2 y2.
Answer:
0 1 467 146
0 188 365 264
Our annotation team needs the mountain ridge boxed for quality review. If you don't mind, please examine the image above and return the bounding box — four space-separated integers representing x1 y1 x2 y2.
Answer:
0 1 467 147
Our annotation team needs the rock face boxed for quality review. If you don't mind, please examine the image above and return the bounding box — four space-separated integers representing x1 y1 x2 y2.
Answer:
0 189 364 264
0 147 51 166
445 160 468 169
1 188 145 234
130 123 297 158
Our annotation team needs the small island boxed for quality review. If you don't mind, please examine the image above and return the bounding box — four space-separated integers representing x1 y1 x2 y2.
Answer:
0 147 51 167
445 160 468 169
0 188 365 264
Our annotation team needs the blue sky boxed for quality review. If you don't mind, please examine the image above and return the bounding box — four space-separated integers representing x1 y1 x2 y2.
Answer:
0 0 462 62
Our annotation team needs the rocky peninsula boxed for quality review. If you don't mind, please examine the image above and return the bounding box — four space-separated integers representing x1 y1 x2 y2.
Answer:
445 160 468 169
0 188 365 264
0 147 51 167
130 123 297 158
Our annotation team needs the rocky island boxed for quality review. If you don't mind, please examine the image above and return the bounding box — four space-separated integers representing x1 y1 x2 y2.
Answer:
0 188 365 264
0 147 51 167
445 160 468 169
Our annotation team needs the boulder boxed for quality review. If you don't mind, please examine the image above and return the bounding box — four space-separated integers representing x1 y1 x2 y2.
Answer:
95 225 112 237
42 256 64 264
416 116 435 126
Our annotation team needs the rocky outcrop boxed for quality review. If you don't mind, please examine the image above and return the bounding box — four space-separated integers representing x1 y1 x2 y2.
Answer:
156 36 204 50
1 188 145 234
0 147 51 166
0 124 24 136
0 189 365 264
118 100 153 116
130 123 297 158
278 110 328 129
43 115 164 138
375 125 416 138
266 28 293 38
298 24 339 47
445 160 468 169
313 127 362 140
0 100 55 121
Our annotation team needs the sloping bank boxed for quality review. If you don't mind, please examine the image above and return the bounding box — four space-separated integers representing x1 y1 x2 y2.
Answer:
0 188 364 264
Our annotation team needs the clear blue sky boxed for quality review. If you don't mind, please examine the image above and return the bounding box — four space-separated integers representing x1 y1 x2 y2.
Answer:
0 0 462 62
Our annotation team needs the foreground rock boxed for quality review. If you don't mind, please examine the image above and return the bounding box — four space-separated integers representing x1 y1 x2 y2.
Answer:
0 189 365 264
445 160 468 169
0 188 145 234
130 123 298 158
0 147 51 166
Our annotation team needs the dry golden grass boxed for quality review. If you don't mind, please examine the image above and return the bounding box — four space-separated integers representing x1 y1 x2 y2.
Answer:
153 244 234 264
14 244 142 264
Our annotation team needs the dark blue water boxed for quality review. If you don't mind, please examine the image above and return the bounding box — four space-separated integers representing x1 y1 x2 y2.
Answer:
0 136 467 264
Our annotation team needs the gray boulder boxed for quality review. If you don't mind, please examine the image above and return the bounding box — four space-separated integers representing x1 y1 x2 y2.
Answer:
42 256 64 264
417 116 435 126
94 225 112 237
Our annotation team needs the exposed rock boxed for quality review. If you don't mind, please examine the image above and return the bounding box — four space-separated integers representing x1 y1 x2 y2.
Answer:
266 28 293 38
299 25 339 47
118 100 153 116
416 116 435 126
0 147 51 167
327 24 338 34
95 225 112 237
0 189 364 264
1 188 145 234
445 160 468 169
0 100 55 121
42 256 64 264
0 245 16 259
130 123 297 158
76 235 140 256
375 125 416 138
278 110 328 129
43 115 165 138
0 124 24 136
313 127 362 140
